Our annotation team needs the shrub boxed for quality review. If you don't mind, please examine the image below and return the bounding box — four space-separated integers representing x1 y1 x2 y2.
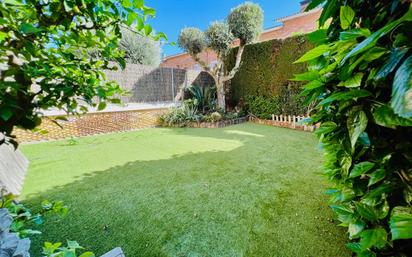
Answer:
245 95 279 119
158 101 201 127
245 86 307 119
187 85 217 114
296 1 412 256
204 112 223 122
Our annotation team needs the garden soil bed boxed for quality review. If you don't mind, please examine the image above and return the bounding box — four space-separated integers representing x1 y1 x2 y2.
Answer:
187 116 249 128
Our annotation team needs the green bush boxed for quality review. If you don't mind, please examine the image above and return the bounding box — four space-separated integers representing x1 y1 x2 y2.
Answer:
296 0 412 256
203 112 223 122
245 86 307 119
224 35 314 106
158 101 201 127
245 95 279 119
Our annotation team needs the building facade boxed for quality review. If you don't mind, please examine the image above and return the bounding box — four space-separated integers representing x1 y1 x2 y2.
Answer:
161 1 321 69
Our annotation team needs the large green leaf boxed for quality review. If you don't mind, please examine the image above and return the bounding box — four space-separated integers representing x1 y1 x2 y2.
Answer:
20 23 42 34
348 220 365 239
294 44 330 63
339 28 371 41
391 55 412 118
341 8 412 64
291 70 319 81
375 47 408 80
340 6 355 29
368 168 386 186
355 203 379 221
318 89 371 106
373 104 412 128
331 204 354 224
79 252 95 257
338 73 363 88
315 121 337 136
307 29 328 44
319 0 338 26
390 206 412 240
347 108 368 149
359 228 388 250
349 161 375 178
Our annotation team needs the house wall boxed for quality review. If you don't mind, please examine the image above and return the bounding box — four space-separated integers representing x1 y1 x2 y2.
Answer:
160 50 218 70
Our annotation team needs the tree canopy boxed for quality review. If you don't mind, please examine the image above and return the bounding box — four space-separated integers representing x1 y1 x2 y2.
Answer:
0 0 163 146
120 27 161 66
178 2 263 110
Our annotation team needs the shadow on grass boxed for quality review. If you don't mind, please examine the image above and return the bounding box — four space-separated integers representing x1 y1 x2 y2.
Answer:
23 124 350 257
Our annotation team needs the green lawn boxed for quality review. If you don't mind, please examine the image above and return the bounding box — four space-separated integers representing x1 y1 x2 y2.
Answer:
21 123 350 257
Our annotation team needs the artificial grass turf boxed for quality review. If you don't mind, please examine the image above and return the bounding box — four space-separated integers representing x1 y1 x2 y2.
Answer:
20 123 351 257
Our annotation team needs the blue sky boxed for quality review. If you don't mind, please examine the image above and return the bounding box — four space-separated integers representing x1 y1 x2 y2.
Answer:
147 0 304 57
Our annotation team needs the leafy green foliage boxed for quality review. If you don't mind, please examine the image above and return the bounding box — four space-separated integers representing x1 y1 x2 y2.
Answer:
119 27 161 66
158 101 201 127
296 0 412 255
0 194 68 238
205 21 234 57
0 0 161 146
42 241 95 257
245 86 307 119
225 36 313 107
187 85 217 114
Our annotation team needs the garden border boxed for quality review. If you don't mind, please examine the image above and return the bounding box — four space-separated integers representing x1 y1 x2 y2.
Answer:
186 117 249 128
249 116 318 132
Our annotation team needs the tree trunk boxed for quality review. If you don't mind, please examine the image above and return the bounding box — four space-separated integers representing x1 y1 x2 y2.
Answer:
216 81 225 112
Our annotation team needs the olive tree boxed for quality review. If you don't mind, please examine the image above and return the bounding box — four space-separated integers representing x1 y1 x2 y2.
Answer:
0 0 162 146
120 27 161 66
178 2 263 110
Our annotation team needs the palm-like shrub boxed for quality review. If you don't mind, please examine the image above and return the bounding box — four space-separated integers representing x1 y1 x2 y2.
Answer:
188 85 217 113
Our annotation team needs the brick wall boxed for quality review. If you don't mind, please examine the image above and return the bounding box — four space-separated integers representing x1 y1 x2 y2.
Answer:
15 108 168 143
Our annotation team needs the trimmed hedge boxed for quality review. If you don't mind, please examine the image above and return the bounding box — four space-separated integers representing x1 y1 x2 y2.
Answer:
224 35 314 106
246 86 307 119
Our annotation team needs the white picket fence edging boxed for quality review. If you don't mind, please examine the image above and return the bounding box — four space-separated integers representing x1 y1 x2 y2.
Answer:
250 114 317 132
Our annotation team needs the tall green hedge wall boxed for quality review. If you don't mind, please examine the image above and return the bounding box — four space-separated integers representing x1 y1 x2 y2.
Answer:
224 35 314 105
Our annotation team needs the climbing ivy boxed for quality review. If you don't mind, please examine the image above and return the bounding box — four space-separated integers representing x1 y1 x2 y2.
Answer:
295 0 412 256
224 35 313 106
